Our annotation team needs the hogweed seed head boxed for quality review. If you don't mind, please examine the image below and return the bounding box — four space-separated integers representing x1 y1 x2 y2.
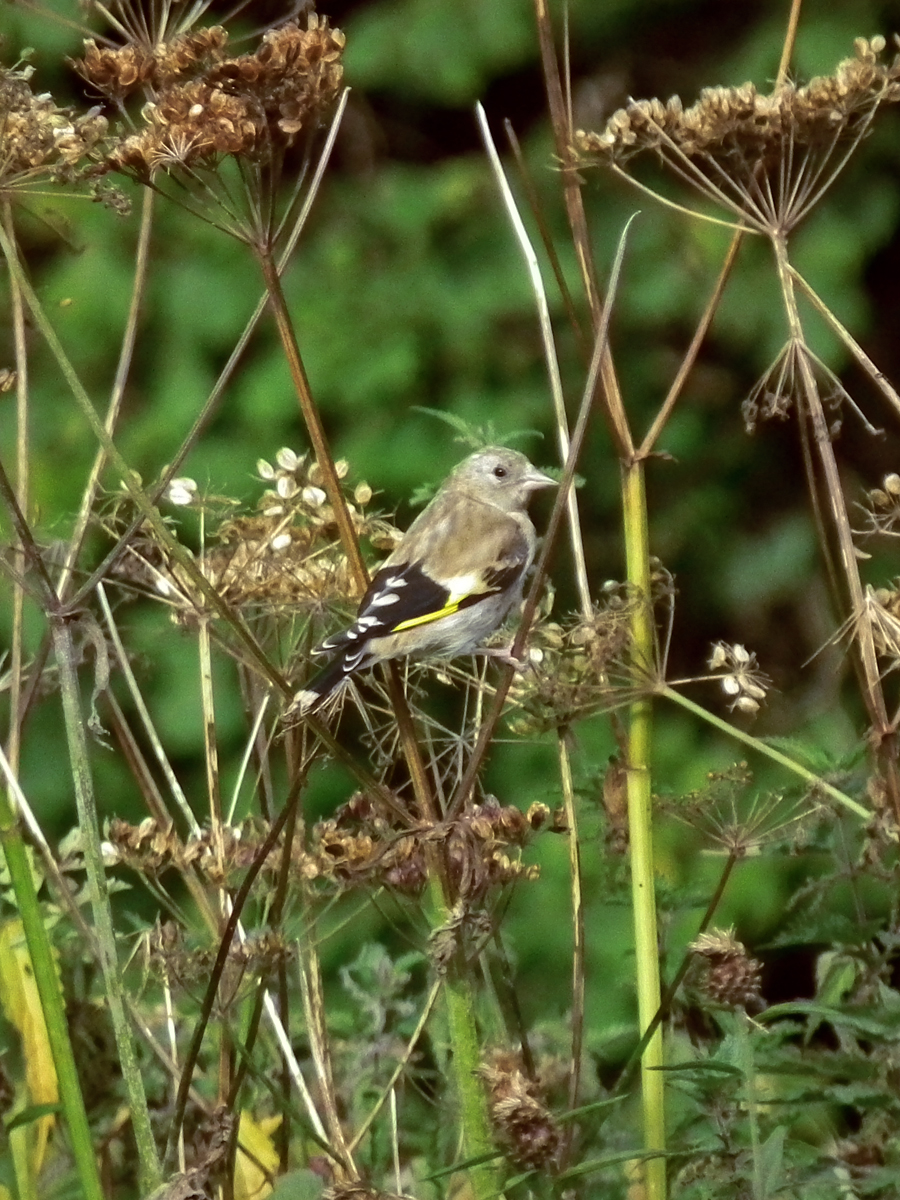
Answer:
575 36 900 233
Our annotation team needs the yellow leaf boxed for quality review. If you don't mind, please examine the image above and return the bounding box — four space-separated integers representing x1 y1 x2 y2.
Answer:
0 919 59 1180
234 1110 281 1200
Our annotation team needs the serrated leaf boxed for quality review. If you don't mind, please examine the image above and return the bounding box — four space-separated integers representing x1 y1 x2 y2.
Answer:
757 1124 786 1196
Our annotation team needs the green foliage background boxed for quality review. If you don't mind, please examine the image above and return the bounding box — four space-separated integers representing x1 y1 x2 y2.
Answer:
2 0 900 1076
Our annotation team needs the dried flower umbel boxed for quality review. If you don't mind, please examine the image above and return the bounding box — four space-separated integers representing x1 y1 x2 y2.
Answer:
576 36 900 234
664 764 815 859
508 588 637 734
104 796 550 900
84 13 346 242
0 53 108 196
109 449 395 669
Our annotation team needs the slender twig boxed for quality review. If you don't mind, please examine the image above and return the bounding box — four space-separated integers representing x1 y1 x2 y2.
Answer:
448 215 633 817
477 102 590 616
557 734 585 1168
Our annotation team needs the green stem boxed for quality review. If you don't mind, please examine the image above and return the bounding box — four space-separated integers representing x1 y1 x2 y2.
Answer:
737 1012 763 1200
622 461 666 1200
0 753 103 1200
661 687 869 820
423 869 503 1199
443 958 504 1198
52 620 162 1194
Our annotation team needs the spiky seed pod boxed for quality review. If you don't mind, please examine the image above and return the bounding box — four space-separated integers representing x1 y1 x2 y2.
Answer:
480 1050 562 1171
691 929 764 1011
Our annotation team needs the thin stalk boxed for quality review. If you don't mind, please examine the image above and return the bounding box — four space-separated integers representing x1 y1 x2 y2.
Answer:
197 615 225 877
4 198 28 778
256 248 366 590
786 263 900 418
638 228 743 458
56 186 156 602
51 618 162 1193
298 900 358 1180
621 462 666 1200
661 686 868 819
615 852 739 1099
557 733 585 1168
772 234 900 820
0 749 103 1200
775 0 804 86
737 1012 763 1200
532 0 633 459
476 102 590 614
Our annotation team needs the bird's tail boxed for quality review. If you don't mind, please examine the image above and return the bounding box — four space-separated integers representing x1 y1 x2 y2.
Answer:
288 656 349 717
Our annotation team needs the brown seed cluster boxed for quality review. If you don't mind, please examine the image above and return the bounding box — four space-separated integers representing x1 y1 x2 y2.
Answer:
0 58 107 192
691 929 764 1012
105 796 552 900
313 794 550 899
75 16 345 177
480 1049 563 1171
576 36 900 230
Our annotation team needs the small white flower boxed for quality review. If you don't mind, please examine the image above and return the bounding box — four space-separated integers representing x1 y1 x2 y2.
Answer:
277 476 299 499
301 485 327 507
276 447 300 471
257 458 275 481
166 477 198 506
708 641 770 714
270 532 292 551
263 504 284 517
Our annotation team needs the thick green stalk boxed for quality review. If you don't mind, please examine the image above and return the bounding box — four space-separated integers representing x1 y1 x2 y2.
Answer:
622 461 666 1200
442 953 503 1198
52 620 162 1194
0 758 103 1200
423 867 502 1199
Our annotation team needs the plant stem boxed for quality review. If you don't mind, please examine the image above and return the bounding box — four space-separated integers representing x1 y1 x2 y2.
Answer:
622 461 666 1200
737 1011 763 1200
52 618 162 1193
557 733 585 1166
256 248 367 591
661 687 868 819
771 233 900 820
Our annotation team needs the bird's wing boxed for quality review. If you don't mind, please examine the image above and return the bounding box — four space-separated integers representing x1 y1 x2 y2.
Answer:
319 499 531 652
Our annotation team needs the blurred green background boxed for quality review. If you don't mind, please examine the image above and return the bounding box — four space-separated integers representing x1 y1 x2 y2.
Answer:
2 0 899 1058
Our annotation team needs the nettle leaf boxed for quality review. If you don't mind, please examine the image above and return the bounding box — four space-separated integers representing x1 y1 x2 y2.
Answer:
758 1125 786 1197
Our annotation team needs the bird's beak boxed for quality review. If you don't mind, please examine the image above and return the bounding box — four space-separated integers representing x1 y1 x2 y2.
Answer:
524 468 557 491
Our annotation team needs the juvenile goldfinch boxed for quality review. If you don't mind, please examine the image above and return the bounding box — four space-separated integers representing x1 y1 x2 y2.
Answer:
292 447 555 715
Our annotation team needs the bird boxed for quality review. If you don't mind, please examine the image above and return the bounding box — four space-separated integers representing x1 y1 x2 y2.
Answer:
291 446 556 715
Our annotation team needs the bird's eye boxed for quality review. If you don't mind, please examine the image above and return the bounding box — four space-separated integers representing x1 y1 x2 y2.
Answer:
493 465 508 479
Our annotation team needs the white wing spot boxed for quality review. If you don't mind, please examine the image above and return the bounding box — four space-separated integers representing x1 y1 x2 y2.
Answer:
370 591 400 608
357 616 380 629
385 575 407 587
446 572 478 603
